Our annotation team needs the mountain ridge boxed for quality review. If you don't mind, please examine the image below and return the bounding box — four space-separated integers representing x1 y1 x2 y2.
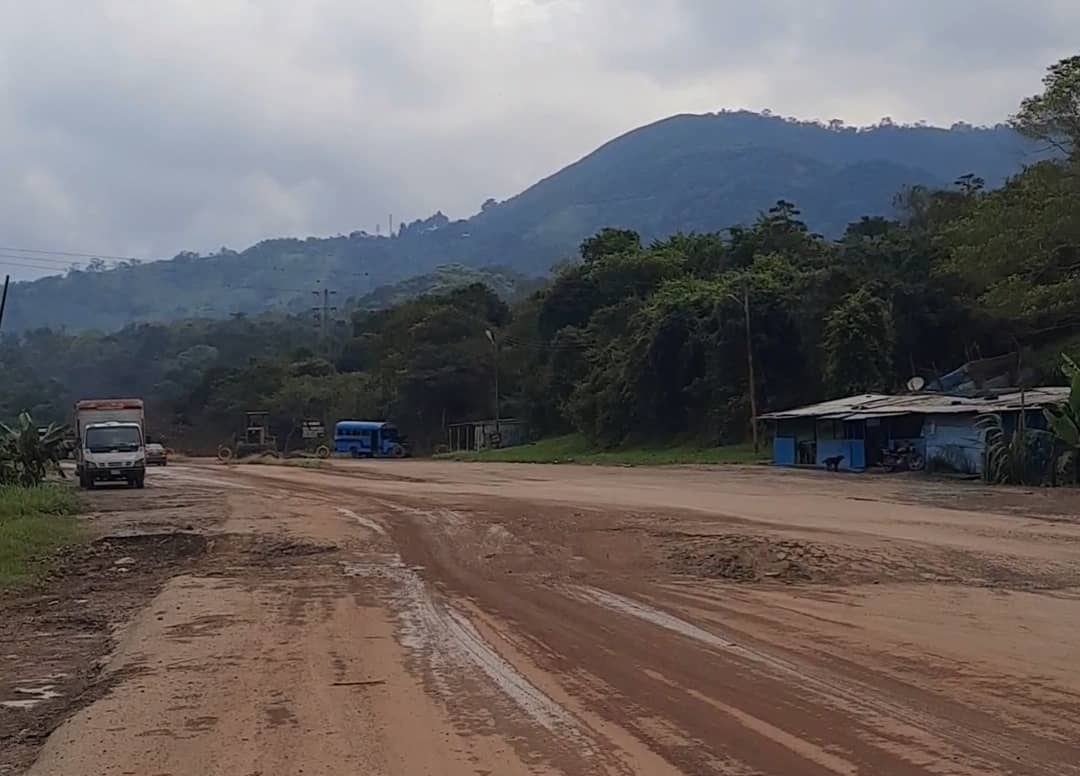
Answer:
2 111 1046 333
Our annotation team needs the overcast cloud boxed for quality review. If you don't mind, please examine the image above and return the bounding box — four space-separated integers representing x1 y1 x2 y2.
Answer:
0 0 1076 279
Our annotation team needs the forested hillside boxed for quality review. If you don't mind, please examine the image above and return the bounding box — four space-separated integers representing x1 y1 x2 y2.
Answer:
3 111 1044 333
3 56 1077 455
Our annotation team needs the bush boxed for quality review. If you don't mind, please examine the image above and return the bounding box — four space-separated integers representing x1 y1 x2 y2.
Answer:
927 445 978 476
0 412 68 486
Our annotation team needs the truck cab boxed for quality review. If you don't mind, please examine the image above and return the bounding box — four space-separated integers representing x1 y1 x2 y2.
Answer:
74 399 147 489
78 422 146 488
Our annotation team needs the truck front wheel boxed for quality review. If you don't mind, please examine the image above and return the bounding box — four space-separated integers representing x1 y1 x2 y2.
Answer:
134 474 146 489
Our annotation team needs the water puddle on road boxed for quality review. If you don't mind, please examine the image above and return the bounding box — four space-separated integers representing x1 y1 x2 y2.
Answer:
343 556 586 741
336 508 387 536
1 677 67 710
574 587 743 653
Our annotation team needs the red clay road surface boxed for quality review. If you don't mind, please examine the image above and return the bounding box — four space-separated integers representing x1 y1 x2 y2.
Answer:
9 460 1080 775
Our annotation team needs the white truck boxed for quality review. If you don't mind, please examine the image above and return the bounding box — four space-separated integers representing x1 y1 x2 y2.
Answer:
73 399 147 489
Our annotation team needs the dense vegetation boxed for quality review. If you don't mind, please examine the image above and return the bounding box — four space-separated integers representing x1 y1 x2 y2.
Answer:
1 56 1078 457
3 113 1044 333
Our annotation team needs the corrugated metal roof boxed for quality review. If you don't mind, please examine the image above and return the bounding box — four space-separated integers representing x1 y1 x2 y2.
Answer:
759 387 1070 421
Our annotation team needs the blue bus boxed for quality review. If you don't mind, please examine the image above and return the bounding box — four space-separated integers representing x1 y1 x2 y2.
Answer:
334 421 407 458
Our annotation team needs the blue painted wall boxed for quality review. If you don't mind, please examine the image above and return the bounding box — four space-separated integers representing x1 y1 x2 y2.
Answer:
815 440 866 471
772 418 866 470
923 415 984 474
774 437 796 466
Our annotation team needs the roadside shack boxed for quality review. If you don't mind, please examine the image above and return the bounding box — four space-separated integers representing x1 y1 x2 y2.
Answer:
760 388 1068 473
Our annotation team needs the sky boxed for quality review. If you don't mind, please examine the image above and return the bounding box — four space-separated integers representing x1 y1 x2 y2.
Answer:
0 0 1077 280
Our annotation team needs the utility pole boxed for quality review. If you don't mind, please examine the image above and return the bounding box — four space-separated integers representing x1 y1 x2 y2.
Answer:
311 287 337 349
743 285 759 453
728 286 759 452
0 275 9 334
485 329 500 442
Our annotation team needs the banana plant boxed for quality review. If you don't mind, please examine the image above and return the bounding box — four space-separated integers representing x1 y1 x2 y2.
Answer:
976 409 1055 486
1062 354 1080 380
1044 356 1080 483
976 414 1025 485
0 412 69 487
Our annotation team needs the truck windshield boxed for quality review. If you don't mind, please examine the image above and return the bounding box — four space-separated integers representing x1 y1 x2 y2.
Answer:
85 427 142 453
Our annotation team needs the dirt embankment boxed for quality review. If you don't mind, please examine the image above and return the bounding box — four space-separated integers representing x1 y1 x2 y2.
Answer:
1 488 217 775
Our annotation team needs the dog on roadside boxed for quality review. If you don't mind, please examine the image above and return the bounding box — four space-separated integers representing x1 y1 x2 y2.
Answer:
823 455 845 472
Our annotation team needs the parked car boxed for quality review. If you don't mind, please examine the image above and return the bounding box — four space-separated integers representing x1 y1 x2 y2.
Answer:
146 443 168 466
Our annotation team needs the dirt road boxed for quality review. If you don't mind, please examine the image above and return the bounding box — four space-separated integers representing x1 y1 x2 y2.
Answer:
6 461 1080 775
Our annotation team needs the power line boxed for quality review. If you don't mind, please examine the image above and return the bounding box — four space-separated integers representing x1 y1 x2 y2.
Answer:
0 259 78 273
0 243 374 272
0 254 159 272
501 334 596 351
0 242 380 286
0 253 86 267
0 245 157 263
229 283 313 294
0 262 321 297
0 255 356 290
270 265 371 279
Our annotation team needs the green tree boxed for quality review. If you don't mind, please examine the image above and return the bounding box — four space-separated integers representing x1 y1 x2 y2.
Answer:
1011 55 1080 155
937 159 1080 343
580 229 641 263
822 287 894 396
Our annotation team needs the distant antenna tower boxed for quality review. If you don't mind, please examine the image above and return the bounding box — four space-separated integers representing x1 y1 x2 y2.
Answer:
389 213 394 235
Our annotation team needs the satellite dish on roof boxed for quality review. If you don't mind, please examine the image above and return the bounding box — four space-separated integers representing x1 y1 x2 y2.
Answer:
907 376 926 393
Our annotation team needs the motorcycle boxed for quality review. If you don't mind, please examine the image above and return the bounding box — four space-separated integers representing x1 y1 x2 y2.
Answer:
882 444 926 473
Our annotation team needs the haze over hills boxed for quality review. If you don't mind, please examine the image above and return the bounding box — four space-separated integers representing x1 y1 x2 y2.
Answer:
3 111 1044 333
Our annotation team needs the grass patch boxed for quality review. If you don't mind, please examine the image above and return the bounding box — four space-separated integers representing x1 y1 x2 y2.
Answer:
442 434 769 466
0 484 81 587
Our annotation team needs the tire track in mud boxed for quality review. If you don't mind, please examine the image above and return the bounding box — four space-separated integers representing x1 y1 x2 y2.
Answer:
345 499 686 775
200 464 1080 775
573 586 1079 776
187 468 589 761
338 499 548 729
342 553 614 772
334 487 998 774
366 488 1007 773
